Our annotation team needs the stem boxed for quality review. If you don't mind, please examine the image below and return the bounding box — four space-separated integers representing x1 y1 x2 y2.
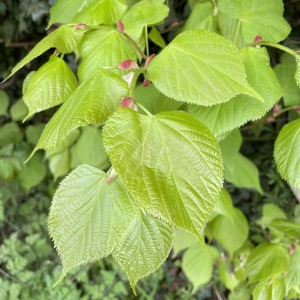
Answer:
234 19 241 45
145 25 149 58
253 41 300 59
123 32 147 60
273 106 299 117
135 102 153 116
0 268 27 286
128 70 144 98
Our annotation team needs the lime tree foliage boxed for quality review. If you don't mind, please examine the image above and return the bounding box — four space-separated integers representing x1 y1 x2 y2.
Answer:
2 0 300 298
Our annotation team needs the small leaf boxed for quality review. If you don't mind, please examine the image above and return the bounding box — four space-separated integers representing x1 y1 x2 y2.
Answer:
274 118 300 190
25 124 45 145
23 55 77 120
103 108 223 241
246 243 290 283
113 213 173 294
10 99 28 121
148 27 166 48
3 26 83 82
0 123 22 147
218 259 239 291
48 164 139 279
30 69 128 157
147 29 263 106
0 91 9 116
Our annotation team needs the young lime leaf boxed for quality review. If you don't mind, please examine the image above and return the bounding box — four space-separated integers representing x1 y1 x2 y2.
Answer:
48 148 71 181
274 119 300 190
23 55 77 121
188 47 282 136
102 108 223 241
113 213 173 295
48 165 139 282
146 29 263 106
2 26 83 82
214 188 234 217
29 69 128 159
172 228 198 257
78 28 137 82
148 27 166 48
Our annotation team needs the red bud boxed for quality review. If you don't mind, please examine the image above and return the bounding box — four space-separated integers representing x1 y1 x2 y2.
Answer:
272 104 281 116
289 243 296 255
143 78 151 87
106 168 117 185
73 23 87 29
294 106 300 112
254 35 263 43
121 97 138 111
144 54 156 68
116 20 124 33
266 116 275 123
119 60 139 70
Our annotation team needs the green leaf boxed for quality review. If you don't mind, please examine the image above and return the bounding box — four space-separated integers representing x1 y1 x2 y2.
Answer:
210 208 248 257
22 71 36 95
48 149 71 180
23 55 78 120
253 278 272 300
103 108 223 241
274 54 300 106
295 59 300 88
10 99 28 121
0 91 9 116
269 219 300 239
214 188 234 217
0 123 22 147
0 158 15 180
3 26 84 82
218 0 291 43
73 0 127 26
75 126 110 169
113 213 173 294
78 28 137 82
182 244 219 292
285 246 300 293
30 69 128 158
246 243 290 283
172 227 198 257
218 259 239 291
148 27 166 48
25 124 46 145
146 29 263 106
188 47 282 136
256 203 287 229
48 164 139 280
181 2 217 32
274 118 300 190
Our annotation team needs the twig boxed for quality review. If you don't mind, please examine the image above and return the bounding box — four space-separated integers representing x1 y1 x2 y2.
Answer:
0 268 27 286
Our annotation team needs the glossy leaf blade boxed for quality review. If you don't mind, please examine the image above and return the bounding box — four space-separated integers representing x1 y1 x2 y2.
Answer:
113 213 173 294
103 108 223 240
147 29 263 106
48 164 139 278
274 118 300 189
31 69 128 156
23 55 77 120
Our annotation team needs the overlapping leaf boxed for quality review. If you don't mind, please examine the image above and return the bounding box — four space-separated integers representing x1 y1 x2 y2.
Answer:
113 213 173 294
30 69 128 158
218 0 291 43
103 108 223 240
48 164 139 281
274 118 300 189
78 28 137 82
3 26 84 82
214 188 234 217
188 47 282 136
23 55 77 120
147 29 263 106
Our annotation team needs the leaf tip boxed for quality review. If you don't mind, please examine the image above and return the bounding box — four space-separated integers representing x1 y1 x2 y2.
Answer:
52 273 65 287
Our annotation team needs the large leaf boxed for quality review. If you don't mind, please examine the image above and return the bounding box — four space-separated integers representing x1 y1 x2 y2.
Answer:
78 28 137 82
30 69 128 158
146 29 263 106
23 55 77 120
73 0 127 25
113 213 173 294
218 0 291 43
0 91 9 116
246 243 290 283
274 118 300 190
188 47 282 136
182 244 220 292
103 108 223 240
210 208 248 257
48 164 139 281
3 26 84 82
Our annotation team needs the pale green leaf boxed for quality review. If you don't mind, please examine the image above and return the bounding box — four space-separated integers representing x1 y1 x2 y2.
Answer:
48 149 71 180
274 54 300 106
0 158 15 180
78 28 137 82
0 91 9 116
271 276 285 300
113 213 173 294
218 259 239 291
103 108 223 240
188 47 282 136
182 244 219 292
285 246 300 293
70 146 82 169
253 278 272 300
214 188 234 217
181 2 217 32
3 26 84 82
48 164 139 279
274 118 300 190
73 0 127 26
23 55 77 120
246 243 290 283
172 227 198 257
75 126 110 169
228 282 251 300
295 59 300 88
10 99 28 121
210 208 248 257
22 71 36 95
149 27 166 48
147 29 263 106
218 0 291 43
30 69 128 157
0 123 22 147
25 124 46 145
269 219 300 239
219 129 242 153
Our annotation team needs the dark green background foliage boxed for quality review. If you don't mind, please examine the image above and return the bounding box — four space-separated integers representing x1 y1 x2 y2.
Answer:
1 0 300 299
